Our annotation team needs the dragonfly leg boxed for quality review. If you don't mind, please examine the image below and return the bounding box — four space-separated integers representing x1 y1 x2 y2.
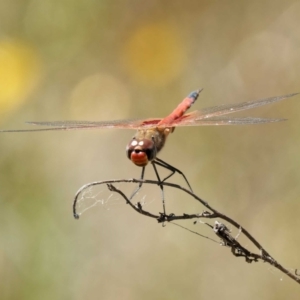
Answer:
153 157 193 192
151 161 167 217
129 166 145 201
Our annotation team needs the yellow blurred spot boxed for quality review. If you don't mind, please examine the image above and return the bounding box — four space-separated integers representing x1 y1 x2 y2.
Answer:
123 22 186 86
0 40 41 117
69 73 131 120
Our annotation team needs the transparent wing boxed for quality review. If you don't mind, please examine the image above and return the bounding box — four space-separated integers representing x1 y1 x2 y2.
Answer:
171 116 286 127
0 118 163 132
0 92 297 132
178 93 298 123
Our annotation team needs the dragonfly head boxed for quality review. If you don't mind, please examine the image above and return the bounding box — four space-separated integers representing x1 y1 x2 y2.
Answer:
126 137 157 167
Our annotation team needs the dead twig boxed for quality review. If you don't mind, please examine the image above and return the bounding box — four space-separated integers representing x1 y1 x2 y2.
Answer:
73 178 300 285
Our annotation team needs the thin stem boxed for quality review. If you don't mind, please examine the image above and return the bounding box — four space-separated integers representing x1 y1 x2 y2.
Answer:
72 178 300 284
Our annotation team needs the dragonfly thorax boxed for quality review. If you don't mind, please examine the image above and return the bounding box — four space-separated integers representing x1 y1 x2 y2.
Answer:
126 128 173 167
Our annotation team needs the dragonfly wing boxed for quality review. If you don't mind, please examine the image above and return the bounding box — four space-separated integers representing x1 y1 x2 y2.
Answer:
186 93 298 120
171 116 287 127
26 119 163 129
0 118 163 132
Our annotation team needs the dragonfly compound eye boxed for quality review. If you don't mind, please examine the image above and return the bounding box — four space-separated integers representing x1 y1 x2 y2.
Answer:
126 138 157 167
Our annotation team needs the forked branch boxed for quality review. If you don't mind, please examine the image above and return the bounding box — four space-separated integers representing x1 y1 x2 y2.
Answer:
73 178 300 285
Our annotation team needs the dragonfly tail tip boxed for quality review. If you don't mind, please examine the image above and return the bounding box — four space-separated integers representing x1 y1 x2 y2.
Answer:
188 88 203 101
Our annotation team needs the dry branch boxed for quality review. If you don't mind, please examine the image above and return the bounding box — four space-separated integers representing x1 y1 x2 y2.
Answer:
73 178 300 285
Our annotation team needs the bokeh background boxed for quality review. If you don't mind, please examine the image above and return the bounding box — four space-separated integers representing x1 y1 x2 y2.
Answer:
1 0 300 299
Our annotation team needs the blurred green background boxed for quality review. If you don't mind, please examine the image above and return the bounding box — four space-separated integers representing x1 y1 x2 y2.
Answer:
1 0 300 299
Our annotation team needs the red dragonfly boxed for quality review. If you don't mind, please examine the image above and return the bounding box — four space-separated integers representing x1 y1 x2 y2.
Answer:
1 89 298 216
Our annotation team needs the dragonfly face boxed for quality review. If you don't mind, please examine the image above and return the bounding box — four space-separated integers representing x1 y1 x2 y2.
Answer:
126 127 174 167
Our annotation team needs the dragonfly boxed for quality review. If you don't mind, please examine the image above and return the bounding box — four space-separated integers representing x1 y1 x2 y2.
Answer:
1 89 298 217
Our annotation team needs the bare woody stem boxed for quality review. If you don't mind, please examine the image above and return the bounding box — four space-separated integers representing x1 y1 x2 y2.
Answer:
73 178 300 285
